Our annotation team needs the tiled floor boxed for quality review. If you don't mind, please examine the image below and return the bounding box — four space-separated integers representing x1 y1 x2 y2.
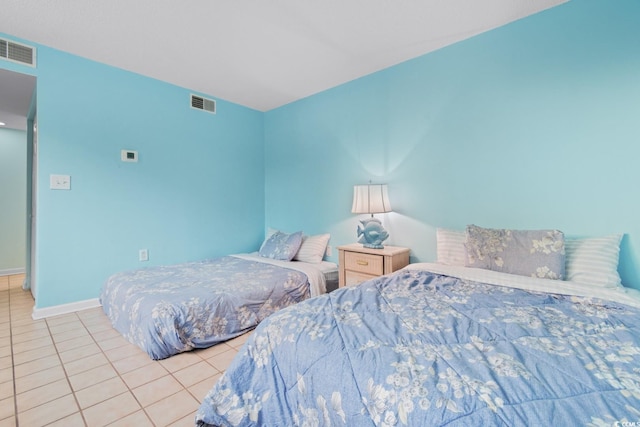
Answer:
0 273 248 427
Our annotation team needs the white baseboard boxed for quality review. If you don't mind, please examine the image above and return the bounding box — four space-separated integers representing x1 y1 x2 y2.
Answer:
32 298 102 320
0 268 26 276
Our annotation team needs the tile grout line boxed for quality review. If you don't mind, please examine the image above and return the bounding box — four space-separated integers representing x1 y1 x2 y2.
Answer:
76 311 160 427
44 313 90 427
8 278 20 427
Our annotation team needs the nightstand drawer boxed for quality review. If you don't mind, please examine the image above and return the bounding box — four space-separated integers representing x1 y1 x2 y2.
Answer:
344 252 383 275
337 244 410 289
345 271 377 286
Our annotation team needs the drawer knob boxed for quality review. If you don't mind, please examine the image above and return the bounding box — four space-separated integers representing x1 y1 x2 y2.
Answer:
357 260 369 266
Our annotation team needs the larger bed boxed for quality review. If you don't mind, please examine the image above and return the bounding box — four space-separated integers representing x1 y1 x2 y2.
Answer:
195 228 640 426
100 252 337 360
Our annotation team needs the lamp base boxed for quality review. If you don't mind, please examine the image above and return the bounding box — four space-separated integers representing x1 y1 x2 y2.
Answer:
362 243 385 249
356 218 389 249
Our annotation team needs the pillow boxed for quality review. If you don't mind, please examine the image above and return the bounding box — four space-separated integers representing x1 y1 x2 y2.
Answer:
565 234 622 288
294 233 330 264
436 228 466 266
258 230 303 261
464 224 566 280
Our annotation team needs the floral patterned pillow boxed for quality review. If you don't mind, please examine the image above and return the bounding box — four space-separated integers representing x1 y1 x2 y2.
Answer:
258 230 304 261
464 224 566 280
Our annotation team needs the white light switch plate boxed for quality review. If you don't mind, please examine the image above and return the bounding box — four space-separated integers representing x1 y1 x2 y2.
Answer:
50 174 71 190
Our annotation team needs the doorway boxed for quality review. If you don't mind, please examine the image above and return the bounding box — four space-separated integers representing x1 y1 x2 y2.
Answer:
0 68 37 297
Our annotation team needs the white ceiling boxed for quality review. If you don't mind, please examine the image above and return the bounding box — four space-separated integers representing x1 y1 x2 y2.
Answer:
0 0 566 130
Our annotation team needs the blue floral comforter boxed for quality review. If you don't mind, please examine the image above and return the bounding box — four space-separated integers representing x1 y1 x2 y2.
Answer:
100 256 311 360
196 267 640 426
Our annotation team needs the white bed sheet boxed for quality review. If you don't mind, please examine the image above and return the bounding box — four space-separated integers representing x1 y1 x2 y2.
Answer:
232 253 337 297
405 262 640 308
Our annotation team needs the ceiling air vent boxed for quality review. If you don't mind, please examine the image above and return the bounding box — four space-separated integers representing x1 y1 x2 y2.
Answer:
0 38 36 67
190 94 216 114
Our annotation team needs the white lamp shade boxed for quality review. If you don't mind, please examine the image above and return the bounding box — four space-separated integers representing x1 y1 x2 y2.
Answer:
351 184 392 214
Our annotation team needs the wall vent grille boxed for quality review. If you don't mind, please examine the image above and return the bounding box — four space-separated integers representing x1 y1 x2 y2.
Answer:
191 94 216 114
0 38 36 67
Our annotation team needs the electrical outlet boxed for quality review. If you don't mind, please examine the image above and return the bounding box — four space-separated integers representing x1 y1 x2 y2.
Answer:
139 249 149 261
326 245 332 257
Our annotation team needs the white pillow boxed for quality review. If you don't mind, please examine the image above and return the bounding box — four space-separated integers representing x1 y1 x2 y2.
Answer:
436 228 623 288
436 228 466 266
565 234 623 288
294 233 330 264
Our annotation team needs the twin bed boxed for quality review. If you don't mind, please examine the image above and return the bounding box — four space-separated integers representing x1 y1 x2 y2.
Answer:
100 231 337 360
193 227 640 426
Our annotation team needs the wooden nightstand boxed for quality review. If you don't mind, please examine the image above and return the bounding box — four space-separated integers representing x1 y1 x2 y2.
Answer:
337 244 410 287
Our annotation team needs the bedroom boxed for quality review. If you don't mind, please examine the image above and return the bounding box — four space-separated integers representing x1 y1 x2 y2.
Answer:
1 0 640 425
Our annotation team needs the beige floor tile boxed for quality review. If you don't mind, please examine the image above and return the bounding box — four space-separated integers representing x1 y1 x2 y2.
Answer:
0 368 11 384
63 351 109 376
82 391 140 427
9 321 47 336
188 373 222 403
97 335 131 352
173 361 219 388
55 335 95 353
132 374 184 407
75 376 128 409
68 364 118 392
0 356 10 371
12 345 57 367
91 328 122 342
0 345 10 359
0 397 14 421
11 327 51 345
85 321 115 335
81 307 110 320
146 389 200 427
159 351 202 373
106 410 154 427
17 393 79 427
51 326 90 343
111 352 154 375
206 348 238 372
104 341 145 362
49 319 87 335
0 416 16 427
11 335 54 354
14 364 66 394
46 313 80 327
13 353 61 378
16 378 72 412
194 342 234 359
0 380 13 400
121 361 168 389
46 411 86 427
168 413 198 427
59 342 101 364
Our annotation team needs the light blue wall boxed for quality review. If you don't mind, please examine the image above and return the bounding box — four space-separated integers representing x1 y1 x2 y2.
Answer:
0 128 27 271
265 0 640 290
1 35 265 308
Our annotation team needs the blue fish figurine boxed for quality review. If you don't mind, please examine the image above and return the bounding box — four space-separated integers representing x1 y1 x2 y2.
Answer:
357 218 389 249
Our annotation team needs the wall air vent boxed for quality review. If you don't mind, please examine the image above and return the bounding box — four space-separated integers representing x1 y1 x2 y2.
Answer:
0 38 36 67
190 94 216 114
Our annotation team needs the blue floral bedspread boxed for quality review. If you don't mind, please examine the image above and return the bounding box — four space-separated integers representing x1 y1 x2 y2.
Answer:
100 256 310 360
196 268 640 426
